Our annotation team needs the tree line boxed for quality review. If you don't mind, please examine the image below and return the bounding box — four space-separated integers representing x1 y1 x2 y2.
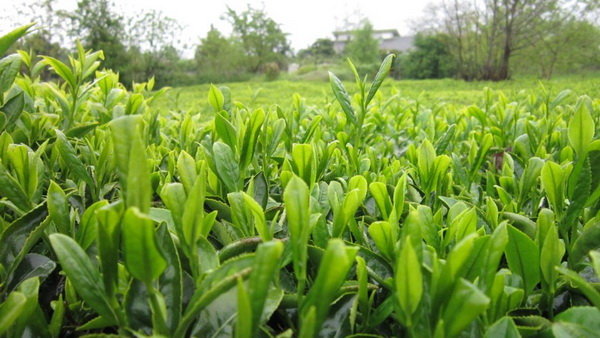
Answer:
399 0 600 80
297 0 599 81
6 1 291 87
4 0 599 86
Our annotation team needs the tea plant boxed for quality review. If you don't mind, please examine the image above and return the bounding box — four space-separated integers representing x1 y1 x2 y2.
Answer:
1 23 600 337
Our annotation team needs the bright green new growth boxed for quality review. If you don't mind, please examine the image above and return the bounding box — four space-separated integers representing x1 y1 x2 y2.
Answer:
1 23 600 337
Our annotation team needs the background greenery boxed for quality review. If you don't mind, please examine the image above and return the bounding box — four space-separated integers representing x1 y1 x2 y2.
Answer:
3 0 599 88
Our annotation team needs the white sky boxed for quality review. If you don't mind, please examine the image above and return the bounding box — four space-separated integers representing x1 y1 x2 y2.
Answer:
2 0 440 56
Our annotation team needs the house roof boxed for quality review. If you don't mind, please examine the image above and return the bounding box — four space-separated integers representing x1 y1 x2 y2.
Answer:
381 36 414 52
332 35 414 53
333 29 400 38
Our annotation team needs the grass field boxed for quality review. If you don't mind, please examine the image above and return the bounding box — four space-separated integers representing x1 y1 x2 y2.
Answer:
154 74 600 118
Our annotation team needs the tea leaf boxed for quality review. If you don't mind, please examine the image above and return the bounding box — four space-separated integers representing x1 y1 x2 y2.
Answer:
505 225 540 295
395 236 422 325
442 278 489 337
0 290 26 334
365 54 394 105
484 317 520 338
569 220 600 269
301 239 358 334
329 72 356 125
568 103 595 156
208 84 224 111
49 234 117 323
0 23 34 56
121 207 167 284
213 141 241 192
283 175 311 288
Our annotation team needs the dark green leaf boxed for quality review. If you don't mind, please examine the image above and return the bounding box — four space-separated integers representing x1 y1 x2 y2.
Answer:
505 225 540 295
49 234 117 323
0 203 48 278
8 253 55 291
0 160 31 211
570 220 600 269
1 90 24 125
156 224 183 334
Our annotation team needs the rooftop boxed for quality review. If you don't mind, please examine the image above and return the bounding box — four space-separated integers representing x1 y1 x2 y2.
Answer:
333 29 400 38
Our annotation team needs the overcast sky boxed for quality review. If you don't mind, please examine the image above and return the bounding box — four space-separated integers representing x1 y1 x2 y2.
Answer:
3 0 440 55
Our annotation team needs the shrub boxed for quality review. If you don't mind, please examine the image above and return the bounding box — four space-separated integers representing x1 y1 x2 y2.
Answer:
262 62 280 81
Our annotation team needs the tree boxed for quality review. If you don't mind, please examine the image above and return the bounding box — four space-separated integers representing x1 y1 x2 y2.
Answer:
396 34 455 79
124 10 184 86
224 5 291 72
63 0 129 73
424 0 598 80
344 20 380 66
125 10 183 54
10 0 69 67
310 39 335 57
517 3 600 78
195 26 249 82
297 38 335 64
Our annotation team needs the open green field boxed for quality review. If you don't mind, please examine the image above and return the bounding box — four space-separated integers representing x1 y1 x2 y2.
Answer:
155 74 600 119
2 30 600 337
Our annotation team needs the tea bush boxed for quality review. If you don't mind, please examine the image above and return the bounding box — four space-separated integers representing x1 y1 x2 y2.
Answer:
1 24 600 337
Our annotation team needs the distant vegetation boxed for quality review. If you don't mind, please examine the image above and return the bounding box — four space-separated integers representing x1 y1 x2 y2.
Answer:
3 0 599 87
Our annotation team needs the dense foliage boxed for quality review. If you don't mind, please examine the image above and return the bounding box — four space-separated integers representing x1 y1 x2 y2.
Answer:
1 25 600 337
395 34 455 79
343 21 380 74
418 0 600 80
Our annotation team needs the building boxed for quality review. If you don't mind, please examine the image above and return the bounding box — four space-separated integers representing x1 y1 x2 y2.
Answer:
332 29 414 54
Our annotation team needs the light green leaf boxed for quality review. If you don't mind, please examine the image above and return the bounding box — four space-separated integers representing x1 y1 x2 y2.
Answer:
365 54 394 105
235 278 252 338
214 111 238 151
213 141 241 193
301 239 358 334
0 290 26 334
121 207 167 284
369 182 392 219
395 236 422 325
47 181 70 234
55 130 95 189
329 72 356 125
568 103 595 156
484 317 520 338
540 224 564 291
442 278 490 337
0 55 22 96
177 150 197 194
283 175 311 286
239 109 265 171
0 23 34 56
541 161 566 213
208 84 224 111
247 241 283 335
